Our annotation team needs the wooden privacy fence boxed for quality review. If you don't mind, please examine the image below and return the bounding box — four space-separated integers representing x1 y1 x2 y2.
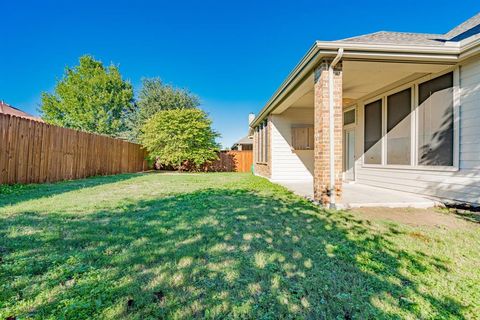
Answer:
0 113 149 184
205 150 253 172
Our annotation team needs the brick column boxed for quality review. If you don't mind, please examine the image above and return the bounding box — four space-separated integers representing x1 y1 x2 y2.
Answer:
313 60 343 206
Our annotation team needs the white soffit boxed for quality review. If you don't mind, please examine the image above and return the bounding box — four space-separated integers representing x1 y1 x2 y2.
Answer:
342 61 449 100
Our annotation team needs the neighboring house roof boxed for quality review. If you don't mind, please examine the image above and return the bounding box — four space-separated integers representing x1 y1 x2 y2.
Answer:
0 101 43 122
251 12 480 127
234 136 253 145
231 136 253 149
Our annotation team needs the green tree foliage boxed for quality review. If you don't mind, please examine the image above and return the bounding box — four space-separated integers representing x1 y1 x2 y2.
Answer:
125 78 200 141
141 108 220 170
40 55 134 136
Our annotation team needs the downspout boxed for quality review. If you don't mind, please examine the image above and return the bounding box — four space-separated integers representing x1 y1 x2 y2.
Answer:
328 48 343 209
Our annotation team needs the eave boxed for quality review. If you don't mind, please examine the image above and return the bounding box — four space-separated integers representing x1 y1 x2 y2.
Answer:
250 38 480 128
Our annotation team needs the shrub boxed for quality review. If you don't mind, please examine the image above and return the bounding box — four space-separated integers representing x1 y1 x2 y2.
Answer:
141 108 220 170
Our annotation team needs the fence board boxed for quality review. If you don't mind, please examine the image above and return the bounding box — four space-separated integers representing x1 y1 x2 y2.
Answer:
8 117 20 184
204 150 253 173
0 116 8 183
0 114 149 185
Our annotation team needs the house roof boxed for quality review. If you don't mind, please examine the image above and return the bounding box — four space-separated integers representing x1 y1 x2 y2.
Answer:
233 136 253 146
446 13 480 39
338 31 446 46
251 12 480 128
0 101 43 122
337 13 480 46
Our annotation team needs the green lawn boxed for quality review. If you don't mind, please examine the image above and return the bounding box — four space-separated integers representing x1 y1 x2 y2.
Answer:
0 173 479 319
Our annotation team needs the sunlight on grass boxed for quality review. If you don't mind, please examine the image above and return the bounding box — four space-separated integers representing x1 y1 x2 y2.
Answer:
1 172 479 319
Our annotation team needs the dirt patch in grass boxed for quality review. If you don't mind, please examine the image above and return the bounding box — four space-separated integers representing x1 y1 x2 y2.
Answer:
349 207 476 229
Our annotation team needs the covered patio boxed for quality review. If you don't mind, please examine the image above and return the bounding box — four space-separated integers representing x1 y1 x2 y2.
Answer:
280 181 439 209
253 41 459 207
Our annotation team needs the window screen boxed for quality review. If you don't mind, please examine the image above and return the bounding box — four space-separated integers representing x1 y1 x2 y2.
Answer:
255 122 268 163
364 99 382 164
264 121 268 162
418 72 453 166
260 123 264 162
387 88 411 165
344 109 355 126
255 126 259 162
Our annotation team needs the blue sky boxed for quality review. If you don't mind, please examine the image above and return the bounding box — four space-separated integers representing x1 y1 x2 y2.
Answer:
1 1 477 147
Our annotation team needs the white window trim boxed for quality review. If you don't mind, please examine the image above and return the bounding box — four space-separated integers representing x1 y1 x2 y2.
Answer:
360 67 459 171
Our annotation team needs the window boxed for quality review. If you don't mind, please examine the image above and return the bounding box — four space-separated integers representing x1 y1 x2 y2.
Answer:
344 109 355 126
255 126 261 162
260 124 264 162
256 121 268 163
418 72 453 166
291 125 314 150
364 99 382 164
387 88 411 165
264 121 268 161
255 126 258 160
362 71 455 168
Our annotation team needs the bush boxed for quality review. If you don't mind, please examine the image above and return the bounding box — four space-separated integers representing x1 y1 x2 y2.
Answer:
141 108 220 170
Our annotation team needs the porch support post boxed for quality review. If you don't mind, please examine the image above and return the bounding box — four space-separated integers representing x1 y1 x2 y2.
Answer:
313 59 343 206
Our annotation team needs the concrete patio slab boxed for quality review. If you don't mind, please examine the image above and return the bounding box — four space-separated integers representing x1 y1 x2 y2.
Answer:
276 180 440 209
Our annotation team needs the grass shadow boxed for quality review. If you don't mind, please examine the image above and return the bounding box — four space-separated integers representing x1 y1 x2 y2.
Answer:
0 172 153 207
0 181 472 319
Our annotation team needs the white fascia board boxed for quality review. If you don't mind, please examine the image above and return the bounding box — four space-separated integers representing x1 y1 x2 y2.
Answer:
316 41 460 54
459 37 480 60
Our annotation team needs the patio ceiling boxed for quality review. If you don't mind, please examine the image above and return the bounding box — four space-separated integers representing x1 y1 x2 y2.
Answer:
271 60 452 114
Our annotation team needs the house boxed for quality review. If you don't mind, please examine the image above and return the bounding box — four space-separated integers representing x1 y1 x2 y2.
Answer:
0 101 43 122
251 13 480 208
231 136 253 151
232 113 255 151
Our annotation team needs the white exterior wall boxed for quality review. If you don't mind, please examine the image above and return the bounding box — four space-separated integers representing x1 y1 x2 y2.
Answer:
270 108 314 182
353 59 480 204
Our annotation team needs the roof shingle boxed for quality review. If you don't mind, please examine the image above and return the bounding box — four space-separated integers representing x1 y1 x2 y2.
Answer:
338 31 446 46
336 12 480 46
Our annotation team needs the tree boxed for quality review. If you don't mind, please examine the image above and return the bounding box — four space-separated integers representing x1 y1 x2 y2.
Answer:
124 78 200 142
141 108 220 170
40 55 134 136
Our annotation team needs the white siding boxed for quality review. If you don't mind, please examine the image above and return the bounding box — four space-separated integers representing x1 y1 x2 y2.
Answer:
354 60 480 204
270 108 314 182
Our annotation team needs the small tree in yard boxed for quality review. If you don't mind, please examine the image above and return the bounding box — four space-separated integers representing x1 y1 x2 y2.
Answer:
124 78 200 142
141 108 220 170
40 55 134 137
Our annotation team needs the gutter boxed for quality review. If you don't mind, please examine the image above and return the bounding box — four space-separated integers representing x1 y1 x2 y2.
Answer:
328 48 343 209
